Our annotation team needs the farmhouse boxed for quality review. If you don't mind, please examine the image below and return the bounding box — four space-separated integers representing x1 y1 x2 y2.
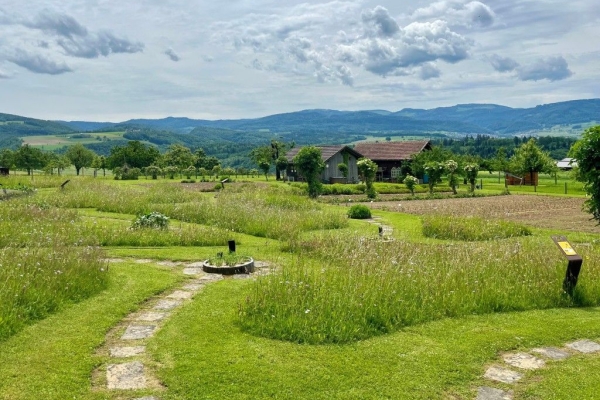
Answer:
353 140 432 181
285 145 363 183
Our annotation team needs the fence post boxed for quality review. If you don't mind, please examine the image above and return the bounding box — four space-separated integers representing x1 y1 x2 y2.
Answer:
480 179 483 190
565 182 567 194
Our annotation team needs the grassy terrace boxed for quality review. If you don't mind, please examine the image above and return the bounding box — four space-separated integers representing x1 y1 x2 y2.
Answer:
1 173 600 399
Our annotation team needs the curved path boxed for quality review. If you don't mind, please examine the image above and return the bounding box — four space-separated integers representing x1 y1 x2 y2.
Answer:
93 258 270 399
477 339 600 399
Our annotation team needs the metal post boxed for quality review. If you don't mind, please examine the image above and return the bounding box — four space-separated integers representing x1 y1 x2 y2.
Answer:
228 240 236 253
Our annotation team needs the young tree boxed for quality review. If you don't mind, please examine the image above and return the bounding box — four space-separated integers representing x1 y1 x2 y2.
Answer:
65 144 96 176
570 126 600 222
294 146 325 198
164 144 196 173
423 161 445 194
258 159 271 181
464 163 479 193
510 138 554 184
492 147 510 183
357 158 378 199
107 140 160 169
404 175 418 195
14 144 46 175
445 159 459 195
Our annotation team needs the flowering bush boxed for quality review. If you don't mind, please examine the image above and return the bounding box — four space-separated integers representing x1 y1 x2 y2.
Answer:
464 163 479 192
131 212 170 230
424 161 445 194
404 175 419 195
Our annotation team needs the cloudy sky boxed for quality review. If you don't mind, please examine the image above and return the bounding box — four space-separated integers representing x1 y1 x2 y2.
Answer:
0 0 599 121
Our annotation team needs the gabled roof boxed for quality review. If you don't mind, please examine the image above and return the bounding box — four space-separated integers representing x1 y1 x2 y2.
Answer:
286 145 363 163
556 158 577 169
353 140 431 161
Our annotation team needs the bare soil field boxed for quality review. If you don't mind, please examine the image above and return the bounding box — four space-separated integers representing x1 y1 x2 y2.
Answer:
368 195 600 234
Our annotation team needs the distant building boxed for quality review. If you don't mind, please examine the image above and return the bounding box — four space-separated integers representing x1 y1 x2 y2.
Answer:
285 145 363 183
556 158 577 170
353 140 432 181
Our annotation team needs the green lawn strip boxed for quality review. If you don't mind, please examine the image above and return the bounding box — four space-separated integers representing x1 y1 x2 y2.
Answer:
0 262 182 400
150 279 600 399
515 352 600 399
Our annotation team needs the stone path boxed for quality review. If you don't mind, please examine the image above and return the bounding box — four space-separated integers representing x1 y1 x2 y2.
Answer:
94 258 271 399
477 339 600 399
367 217 394 239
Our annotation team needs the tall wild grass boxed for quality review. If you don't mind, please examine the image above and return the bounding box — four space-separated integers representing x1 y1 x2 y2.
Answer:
422 215 532 241
0 200 108 341
239 235 600 344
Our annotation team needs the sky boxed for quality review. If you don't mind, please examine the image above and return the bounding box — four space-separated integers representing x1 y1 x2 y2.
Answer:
0 0 599 122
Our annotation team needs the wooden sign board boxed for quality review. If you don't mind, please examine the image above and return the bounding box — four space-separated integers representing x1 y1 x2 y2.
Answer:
551 236 583 294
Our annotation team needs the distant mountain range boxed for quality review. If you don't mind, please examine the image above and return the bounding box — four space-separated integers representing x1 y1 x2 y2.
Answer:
1 99 599 143
56 98 599 137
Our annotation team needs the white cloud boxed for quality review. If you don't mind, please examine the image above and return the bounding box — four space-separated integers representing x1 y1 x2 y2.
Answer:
411 1 495 28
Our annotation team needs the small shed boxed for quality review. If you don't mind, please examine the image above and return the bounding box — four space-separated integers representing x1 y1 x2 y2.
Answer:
0 166 8 176
285 146 363 183
353 140 432 181
505 171 538 186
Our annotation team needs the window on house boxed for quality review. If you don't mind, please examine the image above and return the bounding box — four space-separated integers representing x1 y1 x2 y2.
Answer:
391 167 401 178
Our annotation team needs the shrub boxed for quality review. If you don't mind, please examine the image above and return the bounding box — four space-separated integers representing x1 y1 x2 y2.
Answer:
347 204 371 219
131 212 169 230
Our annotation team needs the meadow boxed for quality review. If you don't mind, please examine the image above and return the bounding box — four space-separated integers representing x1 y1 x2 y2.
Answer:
1 173 600 399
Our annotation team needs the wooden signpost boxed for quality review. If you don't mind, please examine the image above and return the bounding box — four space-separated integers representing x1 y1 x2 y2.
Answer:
551 236 583 295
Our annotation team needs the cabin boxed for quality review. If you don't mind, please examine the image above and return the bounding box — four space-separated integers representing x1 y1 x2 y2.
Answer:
353 140 432 181
285 146 363 183
0 166 8 176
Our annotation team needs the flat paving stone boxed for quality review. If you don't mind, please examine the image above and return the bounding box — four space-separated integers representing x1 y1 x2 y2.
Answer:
157 260 182 267
232 274 251 280
153 299 182 310
197 274 223 281
106 361 146 390
166 290 194 300
134 259 154 264
134 397 160 400
121 325 156 340
484 366 523 384
566 339 600 354
477 386 513 400
183 267 203 275
110 346 146 358
186 261 205 268
503 353 545 370
136 312 168 322
181 283 204 291
531 347 570 360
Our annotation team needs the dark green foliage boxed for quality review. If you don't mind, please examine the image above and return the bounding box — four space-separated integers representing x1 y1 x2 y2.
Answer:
294 147 325 198
347 204 372 219
571 126 600 222
106 140 160 169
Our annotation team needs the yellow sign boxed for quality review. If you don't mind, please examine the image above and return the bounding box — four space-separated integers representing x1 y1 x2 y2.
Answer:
558 241 577 256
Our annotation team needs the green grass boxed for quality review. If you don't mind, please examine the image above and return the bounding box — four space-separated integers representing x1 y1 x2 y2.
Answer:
422 215 532 241
3 176 600 398
152 279 600 399
0 261 182 400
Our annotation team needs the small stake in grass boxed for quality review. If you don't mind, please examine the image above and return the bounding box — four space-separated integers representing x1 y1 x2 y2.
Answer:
228 240 236 253
552 236 583 295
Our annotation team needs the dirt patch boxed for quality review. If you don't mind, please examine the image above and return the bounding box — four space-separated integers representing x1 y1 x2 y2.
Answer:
367 195 600 234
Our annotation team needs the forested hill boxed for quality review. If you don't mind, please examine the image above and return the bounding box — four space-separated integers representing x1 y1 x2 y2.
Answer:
53 98 600 137
0 113 74 149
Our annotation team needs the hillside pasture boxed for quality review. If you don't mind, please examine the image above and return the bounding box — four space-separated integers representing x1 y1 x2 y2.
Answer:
22 131 126 150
